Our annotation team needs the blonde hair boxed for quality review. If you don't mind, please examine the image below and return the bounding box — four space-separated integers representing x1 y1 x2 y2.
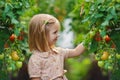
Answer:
28 14 60 52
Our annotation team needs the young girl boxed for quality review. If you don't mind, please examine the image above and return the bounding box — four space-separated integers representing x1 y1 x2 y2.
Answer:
28 14 85 80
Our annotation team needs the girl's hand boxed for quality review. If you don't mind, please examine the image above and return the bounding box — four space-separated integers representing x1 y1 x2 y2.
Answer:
83 28 97 49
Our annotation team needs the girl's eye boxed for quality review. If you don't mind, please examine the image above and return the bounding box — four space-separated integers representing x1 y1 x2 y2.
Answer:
53 31 58 34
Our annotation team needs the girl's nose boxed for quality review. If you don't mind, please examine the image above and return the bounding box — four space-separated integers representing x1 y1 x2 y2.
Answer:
57 33 60 37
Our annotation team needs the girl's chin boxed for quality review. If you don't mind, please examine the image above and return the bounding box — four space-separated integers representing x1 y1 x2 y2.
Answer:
51 45 55 48
49 40 57 46
49 42 56 47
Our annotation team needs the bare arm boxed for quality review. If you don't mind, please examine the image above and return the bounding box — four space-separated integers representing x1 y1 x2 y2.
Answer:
68 43 85 58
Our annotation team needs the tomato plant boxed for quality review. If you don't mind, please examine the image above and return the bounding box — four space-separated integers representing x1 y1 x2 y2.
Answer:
0 0 30 80
70 0 120 79
0 0 119 80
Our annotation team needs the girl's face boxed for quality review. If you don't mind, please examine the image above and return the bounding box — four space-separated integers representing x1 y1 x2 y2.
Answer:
48 24 60 47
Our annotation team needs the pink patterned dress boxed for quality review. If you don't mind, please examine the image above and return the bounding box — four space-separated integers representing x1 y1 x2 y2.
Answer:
28 47 72 80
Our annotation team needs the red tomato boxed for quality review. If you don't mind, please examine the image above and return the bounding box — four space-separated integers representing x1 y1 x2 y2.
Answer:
94 32 102 42
104 35 111 42
20 30 26 35
9 34 16 42
111 43 116 48
17 35 24 40
95 37 102 41
4 42 9 48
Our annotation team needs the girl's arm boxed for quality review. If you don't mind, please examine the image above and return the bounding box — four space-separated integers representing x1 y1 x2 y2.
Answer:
67 29 97 58
68 43 85 58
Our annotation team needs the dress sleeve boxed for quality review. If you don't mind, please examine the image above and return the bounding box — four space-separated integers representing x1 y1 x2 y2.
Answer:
60 48 72 59
28 55 41 78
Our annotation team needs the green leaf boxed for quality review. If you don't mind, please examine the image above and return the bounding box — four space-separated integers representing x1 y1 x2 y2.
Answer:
11 18 19 24
90 5 95 11
4 3 11 13
14 27 20 36
0 29 10 53
82 17 89 22
110 31 120 53
94 13 103 18
110 66 120 80
6 11 14 18
111 6 117 16
17 11 23 15
100 30 106 37
96 0 104 4
85 0 91 2
0 1 5 8
106 14 113 20
99 6 105 11
101 20 109 26
89 39 98 53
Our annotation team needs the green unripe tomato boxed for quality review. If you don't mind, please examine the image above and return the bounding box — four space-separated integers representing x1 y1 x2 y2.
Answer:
95 54 101 61
89 31 95 38
20 56 25 61
98 61 104 68
116 54 120 59
16 61 23 69
108 65 113 70
7 66 13 72
0 53 4 60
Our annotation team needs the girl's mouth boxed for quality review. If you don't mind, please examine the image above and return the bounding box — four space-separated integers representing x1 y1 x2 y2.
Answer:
54 38 58 41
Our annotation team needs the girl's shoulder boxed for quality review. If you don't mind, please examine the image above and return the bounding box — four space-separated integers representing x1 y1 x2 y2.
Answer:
53 47 69 54
53 47 64 53
30 50 50 59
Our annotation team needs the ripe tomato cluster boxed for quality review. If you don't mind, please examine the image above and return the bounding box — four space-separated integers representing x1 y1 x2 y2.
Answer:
93 31 119 71
9 33 24 42
0 33 25 74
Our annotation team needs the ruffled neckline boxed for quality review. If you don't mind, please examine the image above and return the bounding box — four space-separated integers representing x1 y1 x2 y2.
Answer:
32 47 59 58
